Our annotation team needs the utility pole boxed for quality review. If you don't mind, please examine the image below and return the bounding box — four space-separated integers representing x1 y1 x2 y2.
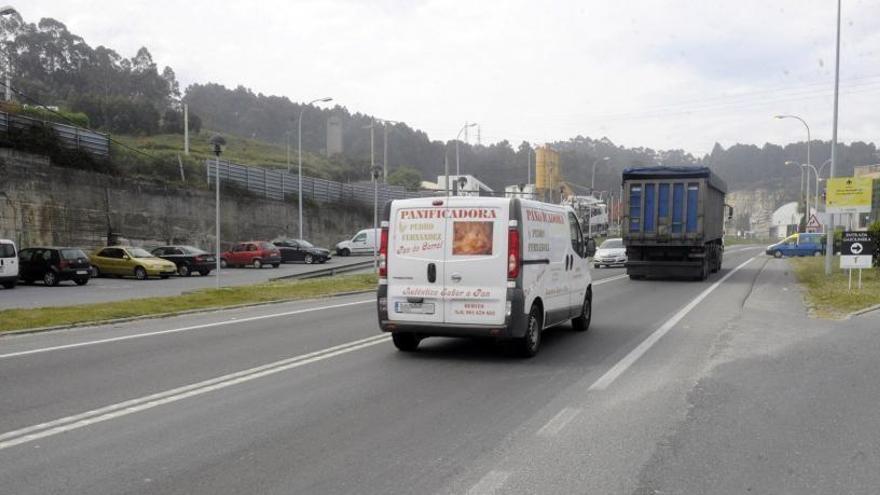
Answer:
183 104 189 155
527 146 531 184
825 0 842 275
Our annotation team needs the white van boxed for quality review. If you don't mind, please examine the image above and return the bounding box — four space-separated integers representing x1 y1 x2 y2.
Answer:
336 228 380 256
377 196 595 357
0 239 19 289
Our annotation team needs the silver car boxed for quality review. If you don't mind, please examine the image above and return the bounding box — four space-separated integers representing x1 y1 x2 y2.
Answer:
593 238 627 268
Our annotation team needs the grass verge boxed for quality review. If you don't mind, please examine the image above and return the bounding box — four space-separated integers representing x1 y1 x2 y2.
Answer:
0 274 377 334
789 257 880 318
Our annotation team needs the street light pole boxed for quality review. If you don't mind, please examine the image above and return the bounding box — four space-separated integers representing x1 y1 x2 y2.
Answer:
209 134 226 289
591 156 610 193
803 163 819 220
786 160 809 221
775 114 811 230
826 0 842 275
455 122 477 177
297 97 332 240
371 164 383 271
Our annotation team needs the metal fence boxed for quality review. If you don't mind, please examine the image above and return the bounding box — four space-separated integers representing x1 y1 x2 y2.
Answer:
0 111 110 157
206 159 421 207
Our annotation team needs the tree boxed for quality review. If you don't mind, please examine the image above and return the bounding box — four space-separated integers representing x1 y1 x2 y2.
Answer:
388 167 422 190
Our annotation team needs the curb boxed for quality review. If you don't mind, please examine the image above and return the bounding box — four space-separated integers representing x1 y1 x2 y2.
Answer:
850 303 880 318
0 289 376 337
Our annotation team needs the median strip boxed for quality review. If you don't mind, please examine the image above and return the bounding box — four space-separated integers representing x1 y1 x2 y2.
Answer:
0 274 378 334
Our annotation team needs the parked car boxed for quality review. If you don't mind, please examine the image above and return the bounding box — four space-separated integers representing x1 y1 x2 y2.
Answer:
18 247 91 286
336 228 380 256
273 238 331 264
593 238 627 268
89 246 177 280
766 233 825 258
0 239 18 289
151 245 216 276
221 241 281 268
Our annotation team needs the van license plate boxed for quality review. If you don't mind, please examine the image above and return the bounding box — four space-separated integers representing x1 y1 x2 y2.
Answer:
395 302 435 315
76 270 88 275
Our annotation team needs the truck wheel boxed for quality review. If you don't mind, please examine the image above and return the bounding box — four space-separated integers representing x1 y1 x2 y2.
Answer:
392 333 420 352
773 250 783 259
699 258 710 281
518 306 543 358
340 248 350 257
571 290 592 332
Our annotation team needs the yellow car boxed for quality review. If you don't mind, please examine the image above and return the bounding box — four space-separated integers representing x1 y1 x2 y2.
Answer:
89 246 177 280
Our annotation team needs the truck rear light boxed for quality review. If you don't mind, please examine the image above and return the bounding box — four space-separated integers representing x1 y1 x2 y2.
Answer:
378 225 389 278
507 227 520 279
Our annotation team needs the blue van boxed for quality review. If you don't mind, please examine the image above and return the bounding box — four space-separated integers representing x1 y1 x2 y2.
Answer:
766 233 826 258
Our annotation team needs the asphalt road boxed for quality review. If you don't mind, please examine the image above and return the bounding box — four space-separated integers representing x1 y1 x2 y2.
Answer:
3 245 877 494
0 256 371 310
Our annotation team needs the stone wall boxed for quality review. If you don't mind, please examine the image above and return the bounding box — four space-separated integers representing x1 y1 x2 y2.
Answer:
0 150 373 251
725 188 789 238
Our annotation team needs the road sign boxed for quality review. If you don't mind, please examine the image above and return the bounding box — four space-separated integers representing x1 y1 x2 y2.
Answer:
826 177 873 214
805 214 822 232
841 231 875 270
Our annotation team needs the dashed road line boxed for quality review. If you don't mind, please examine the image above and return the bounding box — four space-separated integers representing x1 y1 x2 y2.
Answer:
466 470 512 495
536 407 582 437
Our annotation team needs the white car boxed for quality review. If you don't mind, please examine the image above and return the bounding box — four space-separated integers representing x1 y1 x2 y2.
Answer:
0 239 19 289
377 196 595 357
594 238 627 268
335 228 380 256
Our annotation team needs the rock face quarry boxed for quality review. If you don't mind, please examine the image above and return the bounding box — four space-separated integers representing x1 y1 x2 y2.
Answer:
0 150 372 250
725 188 790 237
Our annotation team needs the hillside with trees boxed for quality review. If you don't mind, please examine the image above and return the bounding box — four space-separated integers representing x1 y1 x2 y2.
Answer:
2 12 877 201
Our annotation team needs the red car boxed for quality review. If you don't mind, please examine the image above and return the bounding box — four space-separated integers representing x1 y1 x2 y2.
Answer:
220 241 282 269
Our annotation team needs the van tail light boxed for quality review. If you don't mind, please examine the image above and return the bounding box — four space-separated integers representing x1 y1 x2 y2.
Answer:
378 225 389 278
508 227 520 280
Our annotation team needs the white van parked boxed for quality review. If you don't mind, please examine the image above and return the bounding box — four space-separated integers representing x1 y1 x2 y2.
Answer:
336 228 380 256
0 239 19 289
377 196 595 357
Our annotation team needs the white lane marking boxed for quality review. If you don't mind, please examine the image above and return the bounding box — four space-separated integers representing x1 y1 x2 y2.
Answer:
0 334 390 450
594 274 628 285
536 407 582 437
588 256 757 391
466 470 511 495
0 299 374 360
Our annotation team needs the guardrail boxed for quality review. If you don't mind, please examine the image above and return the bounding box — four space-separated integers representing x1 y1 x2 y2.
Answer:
0 111 110 157
206 159 420 206
270 259 375 281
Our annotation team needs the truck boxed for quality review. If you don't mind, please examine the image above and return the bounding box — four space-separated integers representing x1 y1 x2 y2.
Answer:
377 195 595 357
621 166 732 280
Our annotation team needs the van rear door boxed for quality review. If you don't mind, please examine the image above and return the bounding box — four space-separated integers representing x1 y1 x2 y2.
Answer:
442 198 508 326
387 200 447 324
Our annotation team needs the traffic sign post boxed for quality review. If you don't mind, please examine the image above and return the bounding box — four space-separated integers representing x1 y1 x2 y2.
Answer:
840 231 875 290
805 214 822 233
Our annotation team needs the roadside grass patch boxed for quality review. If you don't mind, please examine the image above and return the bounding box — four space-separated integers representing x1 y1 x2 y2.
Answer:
790 257 880 318
0 274 377 333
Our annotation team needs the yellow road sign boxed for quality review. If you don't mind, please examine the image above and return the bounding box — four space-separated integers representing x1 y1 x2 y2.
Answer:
826 177 873 213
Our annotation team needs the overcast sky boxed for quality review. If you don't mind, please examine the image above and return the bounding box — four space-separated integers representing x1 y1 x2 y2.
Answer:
21 0 880 155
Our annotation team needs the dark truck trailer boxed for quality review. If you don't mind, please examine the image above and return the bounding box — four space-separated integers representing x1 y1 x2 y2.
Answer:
622 166 731 280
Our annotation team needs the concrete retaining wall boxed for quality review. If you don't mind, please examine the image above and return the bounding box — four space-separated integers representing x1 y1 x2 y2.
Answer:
0 150 373 251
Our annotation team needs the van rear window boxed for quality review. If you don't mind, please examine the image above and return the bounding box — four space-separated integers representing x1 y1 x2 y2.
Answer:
453 222 493 255
0 244 15 257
